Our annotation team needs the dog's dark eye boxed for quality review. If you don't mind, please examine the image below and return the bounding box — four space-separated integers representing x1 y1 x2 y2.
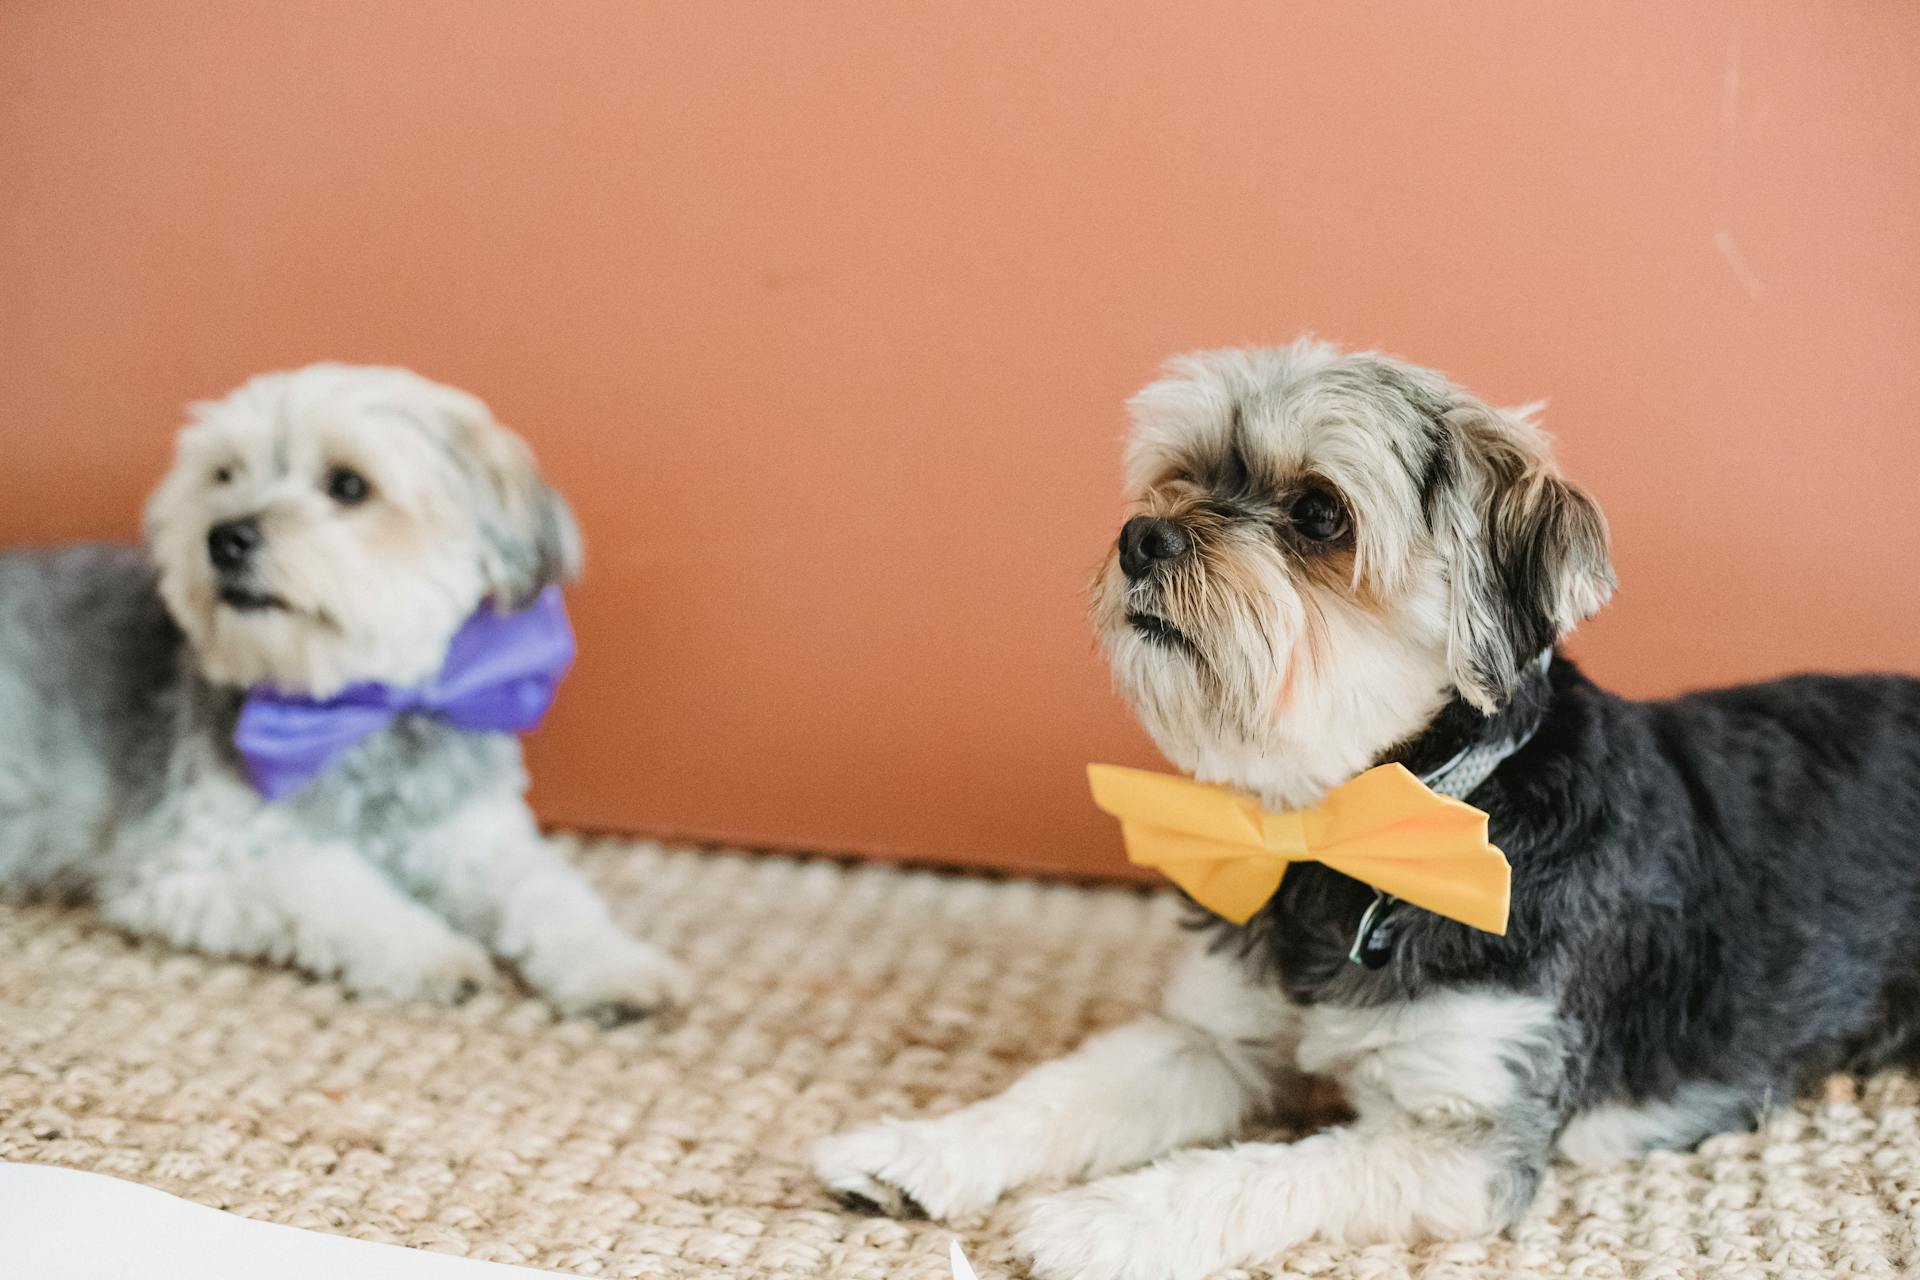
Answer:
1287 486 1350 544
212 466 233 485
325 466 372 506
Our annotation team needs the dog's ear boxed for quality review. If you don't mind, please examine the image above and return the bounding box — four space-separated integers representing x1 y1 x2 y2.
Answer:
444 405 583 610
1430 401 1613 712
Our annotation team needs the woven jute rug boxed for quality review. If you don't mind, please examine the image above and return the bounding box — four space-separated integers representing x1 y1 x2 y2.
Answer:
2 838 1917 1279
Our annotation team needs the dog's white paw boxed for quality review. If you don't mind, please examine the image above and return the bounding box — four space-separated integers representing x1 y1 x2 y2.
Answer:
531 935 690 1024
341 928 495 1006
814 1118 1011 1221
1017 1171 1214 1280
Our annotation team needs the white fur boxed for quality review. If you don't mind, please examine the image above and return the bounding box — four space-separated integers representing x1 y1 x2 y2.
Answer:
814 942 1299 1218
94 755 685 1017
1295 989 1558 1124
96 769 499 1004
388 788 689 1016
817 938 1558 1280
1015 1118 1508 1280
1557 1084 1751 1167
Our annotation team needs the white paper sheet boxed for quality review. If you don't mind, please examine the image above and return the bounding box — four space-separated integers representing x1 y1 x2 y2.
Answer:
0 1162 987 1280
0 1161 560 1279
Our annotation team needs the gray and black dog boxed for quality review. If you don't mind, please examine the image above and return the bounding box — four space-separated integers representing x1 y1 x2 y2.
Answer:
0 364 686 1020
817 339 1920 1280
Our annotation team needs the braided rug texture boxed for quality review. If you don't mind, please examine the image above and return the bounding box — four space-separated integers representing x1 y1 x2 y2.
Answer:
2 837 1917 1279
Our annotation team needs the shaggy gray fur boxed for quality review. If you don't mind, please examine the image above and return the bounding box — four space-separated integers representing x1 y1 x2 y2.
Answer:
0 544 508 897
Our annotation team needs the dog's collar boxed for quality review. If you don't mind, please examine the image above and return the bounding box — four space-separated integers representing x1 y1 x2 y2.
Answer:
1414 649 1555 800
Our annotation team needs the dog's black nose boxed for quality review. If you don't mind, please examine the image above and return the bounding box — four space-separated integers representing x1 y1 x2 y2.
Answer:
206 518 262 571
1118 516 1190 580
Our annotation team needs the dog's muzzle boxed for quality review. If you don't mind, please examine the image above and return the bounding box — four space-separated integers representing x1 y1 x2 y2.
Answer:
1117 517 1197 651
207 516 289 612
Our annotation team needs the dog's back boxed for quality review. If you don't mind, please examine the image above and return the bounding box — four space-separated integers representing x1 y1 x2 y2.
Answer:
0 545 182 894
1645 671 1920 1078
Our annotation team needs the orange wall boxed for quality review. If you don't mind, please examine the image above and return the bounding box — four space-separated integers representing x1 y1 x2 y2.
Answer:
3 2 1916 877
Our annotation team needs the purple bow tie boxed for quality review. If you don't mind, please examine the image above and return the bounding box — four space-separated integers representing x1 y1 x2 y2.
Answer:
234 586 575 800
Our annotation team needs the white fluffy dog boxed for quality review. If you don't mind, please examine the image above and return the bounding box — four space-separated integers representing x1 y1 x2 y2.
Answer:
0 364 687 1020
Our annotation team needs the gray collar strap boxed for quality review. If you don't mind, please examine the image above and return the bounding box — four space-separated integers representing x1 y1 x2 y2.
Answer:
1420 734 1529 800
1416 649 1553 801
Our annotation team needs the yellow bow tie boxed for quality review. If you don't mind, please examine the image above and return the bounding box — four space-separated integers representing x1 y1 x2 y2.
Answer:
1087 763 1510 933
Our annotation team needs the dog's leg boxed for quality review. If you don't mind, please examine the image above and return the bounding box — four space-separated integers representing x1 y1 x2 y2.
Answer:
813 941 1302 1220
97 827 495 1004
388 791 688 1022
1015 1114 1549 1280
1015 990 1565 1280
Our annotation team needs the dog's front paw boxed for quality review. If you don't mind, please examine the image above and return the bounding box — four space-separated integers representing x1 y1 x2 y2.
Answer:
813 1118 1011 1221
341 929 495 1006
530 935 690 1025
1017 1172 1213 1280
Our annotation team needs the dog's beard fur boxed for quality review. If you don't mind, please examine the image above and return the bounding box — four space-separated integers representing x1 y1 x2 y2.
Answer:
145 364 581 697
1094 340 1614 810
